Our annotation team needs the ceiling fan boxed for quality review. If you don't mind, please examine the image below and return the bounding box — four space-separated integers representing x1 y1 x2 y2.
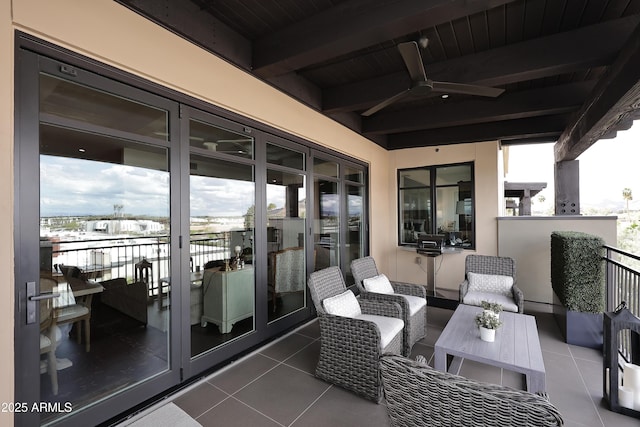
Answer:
361 41 505 117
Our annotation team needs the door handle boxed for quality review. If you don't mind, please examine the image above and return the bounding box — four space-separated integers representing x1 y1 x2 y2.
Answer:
26 281 60 325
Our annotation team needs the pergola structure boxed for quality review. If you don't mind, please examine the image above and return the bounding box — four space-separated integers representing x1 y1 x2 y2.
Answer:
504 181 547 215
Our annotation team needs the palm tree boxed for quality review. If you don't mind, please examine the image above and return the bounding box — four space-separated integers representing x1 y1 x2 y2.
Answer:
623 188 633 220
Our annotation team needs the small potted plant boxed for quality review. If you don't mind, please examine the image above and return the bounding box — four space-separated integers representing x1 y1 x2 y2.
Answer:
475 310 503 342
481 300 503 319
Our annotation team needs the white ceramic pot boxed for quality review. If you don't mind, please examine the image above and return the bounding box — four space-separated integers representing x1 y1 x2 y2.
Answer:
480 326 495 342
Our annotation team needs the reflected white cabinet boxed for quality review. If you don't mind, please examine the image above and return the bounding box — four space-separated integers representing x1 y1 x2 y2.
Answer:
201 267 254 333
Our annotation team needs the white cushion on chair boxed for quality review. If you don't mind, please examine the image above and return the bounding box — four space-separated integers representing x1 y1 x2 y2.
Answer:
467 272 513 297
40 325 62 349
55 304 89 323
355 314 404 349
400 294 427 316
363 274 394 294
463 291 519 313
323 290 361 318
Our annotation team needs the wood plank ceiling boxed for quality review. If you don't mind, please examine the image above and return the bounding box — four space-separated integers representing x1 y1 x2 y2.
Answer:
117 0 640 160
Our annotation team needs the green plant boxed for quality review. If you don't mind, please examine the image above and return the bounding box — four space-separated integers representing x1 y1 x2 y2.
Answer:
481 300 503 314
550 231 605 313
475 311 503 330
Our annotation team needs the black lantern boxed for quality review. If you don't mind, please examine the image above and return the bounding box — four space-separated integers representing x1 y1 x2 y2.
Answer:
603 302 640 417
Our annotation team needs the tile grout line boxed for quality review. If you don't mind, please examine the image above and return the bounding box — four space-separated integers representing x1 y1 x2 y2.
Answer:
567 345 606 427
287 384 334 427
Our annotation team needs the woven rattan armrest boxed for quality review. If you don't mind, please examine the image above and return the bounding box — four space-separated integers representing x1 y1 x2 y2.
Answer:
459 279 470 302
390 281 427 298
512 284 525 313
359 299 402 319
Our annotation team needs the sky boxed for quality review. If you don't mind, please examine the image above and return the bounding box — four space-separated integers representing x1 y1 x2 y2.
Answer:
505 122 640 213
41 124 638 218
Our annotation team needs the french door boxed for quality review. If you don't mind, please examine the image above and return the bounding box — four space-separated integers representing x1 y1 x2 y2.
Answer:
15 38 366 425
14 51 183 426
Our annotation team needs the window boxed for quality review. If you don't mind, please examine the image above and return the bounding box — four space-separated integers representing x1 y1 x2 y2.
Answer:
398 163 474 249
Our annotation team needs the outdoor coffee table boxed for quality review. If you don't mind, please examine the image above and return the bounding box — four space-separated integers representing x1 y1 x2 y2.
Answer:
434 304 546 393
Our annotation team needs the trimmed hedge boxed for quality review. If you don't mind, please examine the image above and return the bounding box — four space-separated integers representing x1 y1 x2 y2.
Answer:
551 231 605 313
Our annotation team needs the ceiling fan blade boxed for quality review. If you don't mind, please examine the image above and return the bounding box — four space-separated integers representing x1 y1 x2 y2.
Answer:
361 89 412 117
431 81 505 97
398 41 427 82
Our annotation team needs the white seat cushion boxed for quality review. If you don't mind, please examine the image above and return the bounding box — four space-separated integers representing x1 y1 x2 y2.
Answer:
55 304 89 323
400 294 427 316
363 274 394 294
467 272 514 297
355 314 404 349
40 325 62 349
463 291 519 313
323 290 362 318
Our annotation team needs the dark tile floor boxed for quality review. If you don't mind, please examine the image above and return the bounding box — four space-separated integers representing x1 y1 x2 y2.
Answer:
121 303 639 427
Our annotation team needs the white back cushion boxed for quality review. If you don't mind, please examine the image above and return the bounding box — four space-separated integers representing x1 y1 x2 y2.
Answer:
467 272 513 297
323 290 361 318
362 274 394 294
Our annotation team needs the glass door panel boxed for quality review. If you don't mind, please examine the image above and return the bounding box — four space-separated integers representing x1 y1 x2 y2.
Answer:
345 184 364 284
313 178 339 271
189 154 255 357
39 125 170 424
266 169 306 321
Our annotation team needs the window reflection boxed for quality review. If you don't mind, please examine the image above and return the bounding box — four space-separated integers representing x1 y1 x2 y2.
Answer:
399 163 474 248
266 169 306 321
189 154 255 357
314 179 339 271
39 124 170 421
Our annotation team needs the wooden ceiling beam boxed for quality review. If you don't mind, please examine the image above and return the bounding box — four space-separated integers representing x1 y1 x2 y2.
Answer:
363 81 595 134
252 0 518 78
324 15 640 113
387 114 570 149
555 19 640 162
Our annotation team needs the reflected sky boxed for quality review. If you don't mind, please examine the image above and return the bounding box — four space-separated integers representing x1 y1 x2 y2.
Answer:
41 156 362 218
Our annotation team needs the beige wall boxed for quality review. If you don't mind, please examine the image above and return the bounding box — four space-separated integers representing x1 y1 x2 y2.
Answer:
386 141 503 292
1 1 14 426
497 216 617 304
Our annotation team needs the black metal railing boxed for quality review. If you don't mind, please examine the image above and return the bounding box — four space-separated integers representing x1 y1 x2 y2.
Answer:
48 232 229 298
604 245 640 361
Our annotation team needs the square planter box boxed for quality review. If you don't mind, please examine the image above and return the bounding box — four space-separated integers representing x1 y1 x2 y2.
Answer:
553 291 603 349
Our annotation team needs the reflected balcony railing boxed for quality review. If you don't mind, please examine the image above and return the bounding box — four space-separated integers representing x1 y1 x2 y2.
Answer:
43 233 230 298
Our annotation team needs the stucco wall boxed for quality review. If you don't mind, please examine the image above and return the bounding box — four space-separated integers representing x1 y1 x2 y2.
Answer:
0 1 14 425
387 141 503 292
497 216 617 304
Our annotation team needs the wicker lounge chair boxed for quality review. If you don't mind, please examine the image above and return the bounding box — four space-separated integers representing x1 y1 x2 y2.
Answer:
459 254 524 313
308 266 404 402
380 355 564 427
351 256 427 356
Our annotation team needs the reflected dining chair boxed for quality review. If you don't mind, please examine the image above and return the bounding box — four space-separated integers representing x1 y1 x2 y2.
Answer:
39 277 61 395
48 274 93 352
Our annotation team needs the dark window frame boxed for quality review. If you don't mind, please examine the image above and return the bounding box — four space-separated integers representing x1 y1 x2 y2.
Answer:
398 162 475 249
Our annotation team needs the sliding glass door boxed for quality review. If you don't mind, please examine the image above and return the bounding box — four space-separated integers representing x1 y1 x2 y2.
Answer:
15 40 369 426
15 53 179 426
188 117 256 358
